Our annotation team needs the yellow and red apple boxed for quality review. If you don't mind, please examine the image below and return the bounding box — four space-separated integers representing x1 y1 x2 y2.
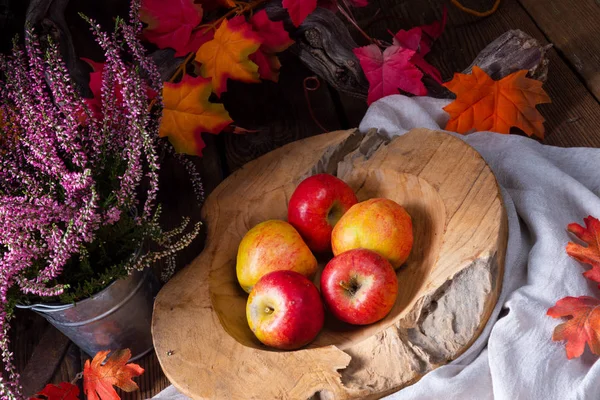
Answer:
331 198 413 268
246 270 324 349
288 174 358 253
320 249 398 325
236 220 317 293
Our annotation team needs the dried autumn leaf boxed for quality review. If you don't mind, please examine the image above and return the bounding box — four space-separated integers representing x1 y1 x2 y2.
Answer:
83 349 144 400
196 18 261 96
31 382 80 400
567 216 600 286
353 44 426 105
247 11 294 82
443 66 551 138
547 296 600 359
140 0 213 57
160 75 232 156
282 0 317 27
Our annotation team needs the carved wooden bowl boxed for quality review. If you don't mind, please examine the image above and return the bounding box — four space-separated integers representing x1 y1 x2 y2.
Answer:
152 128 507 399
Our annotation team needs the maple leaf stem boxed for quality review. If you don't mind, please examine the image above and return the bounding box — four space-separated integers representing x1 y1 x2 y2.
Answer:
337 2 375 44
169 52 196 83
193 0 268 35
71 372 83 385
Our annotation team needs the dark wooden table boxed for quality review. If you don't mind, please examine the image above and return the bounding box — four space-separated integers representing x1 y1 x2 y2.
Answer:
11 0 600 398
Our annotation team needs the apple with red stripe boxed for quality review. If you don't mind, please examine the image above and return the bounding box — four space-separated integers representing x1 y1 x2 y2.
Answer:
321 249 398 325
288 174 358 253
246 270 324 349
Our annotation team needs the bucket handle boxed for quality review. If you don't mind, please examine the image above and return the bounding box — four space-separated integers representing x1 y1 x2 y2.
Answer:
16 303 74 312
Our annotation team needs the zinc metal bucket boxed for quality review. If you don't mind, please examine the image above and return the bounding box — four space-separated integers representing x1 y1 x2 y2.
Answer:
16 269 161 360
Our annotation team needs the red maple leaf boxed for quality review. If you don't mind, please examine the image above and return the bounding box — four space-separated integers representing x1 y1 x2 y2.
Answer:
30 382 80 400
82 59 156 119
81 58 120 118
419 6 448 54
283 0 317 27
353 44 425 105
567 216 600 287
547 296 600 359
392 7 447 84
140 0 214 57
247 11 294 82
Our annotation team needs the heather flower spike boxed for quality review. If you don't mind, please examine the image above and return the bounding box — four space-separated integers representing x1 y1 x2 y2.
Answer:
0 1 202 397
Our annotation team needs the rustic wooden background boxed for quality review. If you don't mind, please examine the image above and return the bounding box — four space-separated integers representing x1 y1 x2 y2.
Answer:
8 0 600 398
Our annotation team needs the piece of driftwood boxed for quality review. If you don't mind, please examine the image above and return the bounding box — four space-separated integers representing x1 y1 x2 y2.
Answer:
266 2 369 99
152 128 507 399
463 29 552 82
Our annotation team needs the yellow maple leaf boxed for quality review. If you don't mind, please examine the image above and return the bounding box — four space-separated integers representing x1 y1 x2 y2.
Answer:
160 75 232 156
195 18 261 96
443 66 551 139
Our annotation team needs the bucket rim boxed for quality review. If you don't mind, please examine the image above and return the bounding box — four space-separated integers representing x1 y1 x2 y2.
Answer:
15 268 148 313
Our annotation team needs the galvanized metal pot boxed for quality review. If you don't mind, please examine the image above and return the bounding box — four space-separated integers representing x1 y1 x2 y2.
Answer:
17 269 160 360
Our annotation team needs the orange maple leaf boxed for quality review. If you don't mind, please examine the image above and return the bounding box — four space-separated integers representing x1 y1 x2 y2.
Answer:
83 349 144 400
443 66 551 139
547 296 600 359
567 216 600 286
160 75 232 156
195 18 261 96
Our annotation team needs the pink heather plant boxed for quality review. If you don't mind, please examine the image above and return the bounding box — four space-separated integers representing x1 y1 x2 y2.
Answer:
0 2 202 398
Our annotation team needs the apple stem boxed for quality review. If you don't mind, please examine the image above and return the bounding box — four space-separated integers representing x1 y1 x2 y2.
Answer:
339 279 359 296
264 306 274 314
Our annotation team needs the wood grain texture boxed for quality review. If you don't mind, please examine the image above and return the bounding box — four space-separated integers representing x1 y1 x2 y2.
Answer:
152 128 507 399
518 0 600 102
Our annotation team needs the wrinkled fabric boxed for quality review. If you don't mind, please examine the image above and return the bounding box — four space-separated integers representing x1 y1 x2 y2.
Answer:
154 95 600 400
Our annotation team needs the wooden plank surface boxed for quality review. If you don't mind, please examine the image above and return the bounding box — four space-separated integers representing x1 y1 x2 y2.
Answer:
518 0 600 102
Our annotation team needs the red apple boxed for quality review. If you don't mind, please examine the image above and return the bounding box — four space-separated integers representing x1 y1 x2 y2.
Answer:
246 270 324 350
320 249 398 325
288 174 358 253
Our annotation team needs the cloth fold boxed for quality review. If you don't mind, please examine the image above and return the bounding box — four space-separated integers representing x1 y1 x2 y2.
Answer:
154 95 600 400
